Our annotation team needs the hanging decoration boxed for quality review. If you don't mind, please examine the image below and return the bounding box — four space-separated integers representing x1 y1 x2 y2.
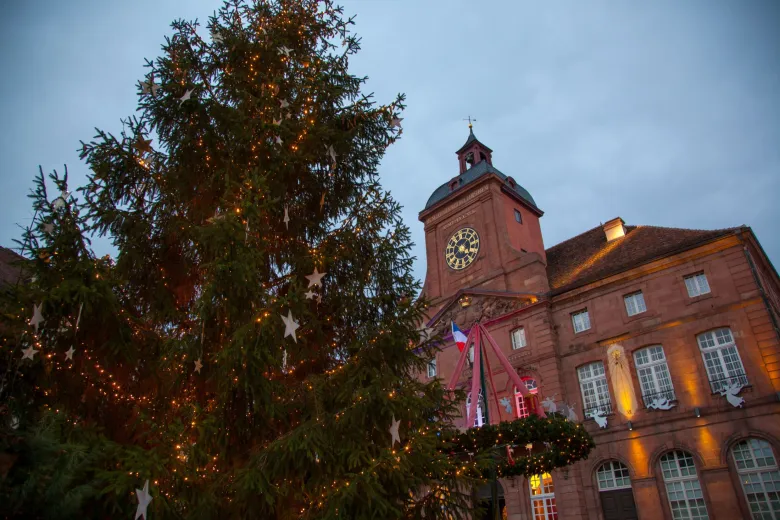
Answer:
542 396 557 414
29 304 43 333
647 397 675 410
281 310 300 343
21 346 38 361
586 410 608 429
389 415 401 447
446 414 594 479
135 479 153 520
719 382 745 408
606 344 638 418
305 267 326 288
179 89 193 105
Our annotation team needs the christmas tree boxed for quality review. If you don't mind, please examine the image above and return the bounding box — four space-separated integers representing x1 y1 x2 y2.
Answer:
0 1 481 517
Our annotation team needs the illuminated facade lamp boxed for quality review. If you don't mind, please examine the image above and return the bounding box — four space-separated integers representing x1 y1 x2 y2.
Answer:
627 421 633 431
459 295 472 308
694 407 701 418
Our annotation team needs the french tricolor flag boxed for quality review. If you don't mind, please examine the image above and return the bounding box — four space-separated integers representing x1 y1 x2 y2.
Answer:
451 321 468 352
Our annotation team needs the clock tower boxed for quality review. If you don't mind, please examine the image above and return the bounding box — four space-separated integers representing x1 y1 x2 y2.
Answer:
418 127 548 311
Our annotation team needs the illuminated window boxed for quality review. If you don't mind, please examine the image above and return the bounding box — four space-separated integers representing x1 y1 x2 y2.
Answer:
515 378 538 419
466 390 484 427
730 439 780 519
578 361 612 416
624 291 647 316
660 451 709 520
427 358 437 378
634 346 675 407
697 328 748 393
511 327 527 350
685 273 711 298
529 473 557 520
572 310 591 333
597 461 632 490
514 209 523 224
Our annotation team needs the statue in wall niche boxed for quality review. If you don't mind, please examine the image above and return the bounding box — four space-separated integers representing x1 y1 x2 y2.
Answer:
719 382 745 408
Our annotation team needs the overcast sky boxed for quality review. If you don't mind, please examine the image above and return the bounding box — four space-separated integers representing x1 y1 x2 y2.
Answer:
1 1 778 284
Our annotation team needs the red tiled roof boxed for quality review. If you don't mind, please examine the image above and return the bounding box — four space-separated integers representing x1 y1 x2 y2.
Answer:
0 246 25 287
545 224 740 294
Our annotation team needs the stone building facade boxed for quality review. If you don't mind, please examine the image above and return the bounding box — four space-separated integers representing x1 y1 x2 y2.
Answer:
419 128 780 520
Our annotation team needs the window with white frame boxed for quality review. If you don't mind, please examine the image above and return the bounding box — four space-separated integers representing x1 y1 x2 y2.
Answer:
730 438 780 519
634 345 675 407
511 327 527 350
466 390 484 427
597 461 632 491
697 328 748 393
515 378 538 419
468 343 474 366
572 309 591 333
578 361 612 416
685 273 711 298
530 472 557 520
660 451 709 520
624 291 647 316
427 358 437 378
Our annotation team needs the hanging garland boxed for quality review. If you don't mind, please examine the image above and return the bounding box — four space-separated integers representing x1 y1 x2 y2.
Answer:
444 414 595 479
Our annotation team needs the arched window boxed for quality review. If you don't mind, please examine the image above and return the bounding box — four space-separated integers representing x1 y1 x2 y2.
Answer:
634 345 675 407
515 378 538 419
529 472 557 520
697 328 748 393
659 451 709 519
597 461 632 491
730 438 780 518
466 390 484 427
597 461 638 518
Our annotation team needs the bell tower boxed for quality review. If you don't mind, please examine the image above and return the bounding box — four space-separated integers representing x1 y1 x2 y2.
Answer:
419 126 549 309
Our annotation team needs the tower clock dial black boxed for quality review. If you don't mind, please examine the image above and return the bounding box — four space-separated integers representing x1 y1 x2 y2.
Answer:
445 227 480 270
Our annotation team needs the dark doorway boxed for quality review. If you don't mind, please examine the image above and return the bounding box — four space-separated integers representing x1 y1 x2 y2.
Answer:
475 482 506 520
600 488 638 520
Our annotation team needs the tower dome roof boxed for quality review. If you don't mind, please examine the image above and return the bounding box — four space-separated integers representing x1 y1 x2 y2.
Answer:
424 161 538 210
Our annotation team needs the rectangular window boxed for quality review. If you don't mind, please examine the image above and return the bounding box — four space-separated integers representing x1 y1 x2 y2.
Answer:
684 273 711 298
514 209 523 223
624 291 647 316
634 345 675 407
511 327 527 350
427 358 437 378
697 328 748 393
578 361 612 416
572 310 591 333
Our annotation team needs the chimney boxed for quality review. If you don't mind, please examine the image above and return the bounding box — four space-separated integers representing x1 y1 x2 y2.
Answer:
603 217 627 242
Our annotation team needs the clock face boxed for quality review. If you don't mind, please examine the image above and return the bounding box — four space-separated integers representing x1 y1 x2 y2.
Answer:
445 227 480 270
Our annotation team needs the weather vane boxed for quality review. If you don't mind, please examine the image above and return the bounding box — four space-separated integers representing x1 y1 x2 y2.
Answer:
463 116 476 129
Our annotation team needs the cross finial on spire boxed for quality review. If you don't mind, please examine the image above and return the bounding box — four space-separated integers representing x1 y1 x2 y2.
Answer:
463 116 477 129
